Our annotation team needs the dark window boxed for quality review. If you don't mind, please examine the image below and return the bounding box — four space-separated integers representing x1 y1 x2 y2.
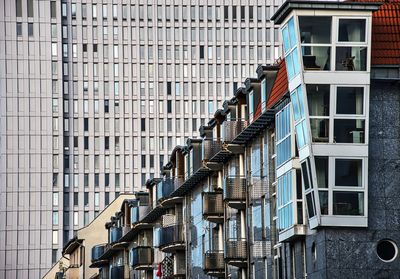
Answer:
150 155 154 168
63 212 69 226
104 100 109 113
73 192 78 206
16 0 22 17
105 192 110 205
241 6 245 21
74 136 78 148
141 155 146 168
115 173 120 187
167 100 172 113
167 82 172 95
27 0 34 17
84 118 89 131
336 87 363 115
50 1 56 18
200 46 204 59
223 6 228 20
28 23 34 37
192 119 197 132
333 191 364 215
53 173 58 187
232 6 237 20
16 23 22 36
141 118 146 131
64 155 69 169
335 159 362 186
249 6 253 20
63 194 70 209
84 136 89 149
159 155 164 169
105 173 110 187
94 174 99 187
52 250 57 264
84 192 89 206
105 136 109 149
64 136 69 150
84 174 89 187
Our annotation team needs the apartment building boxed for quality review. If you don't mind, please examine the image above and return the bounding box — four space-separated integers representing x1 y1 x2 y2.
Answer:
0 1 283 277
50 0 400 278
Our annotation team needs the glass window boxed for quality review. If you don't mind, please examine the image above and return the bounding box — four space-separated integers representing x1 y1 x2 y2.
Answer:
299 17 331 44
333 192 364 215
334 119 365 143
335 47 367 71
335 159 362 187
315 157 328 188
276 104 292 167
336 87 364 115
277 171 294 230
338 19 366 42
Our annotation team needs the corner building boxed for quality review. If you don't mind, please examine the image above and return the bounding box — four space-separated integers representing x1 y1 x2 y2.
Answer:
0 1 282 277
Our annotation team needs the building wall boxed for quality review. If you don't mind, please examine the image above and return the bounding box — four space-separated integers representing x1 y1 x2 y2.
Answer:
0 0 282 278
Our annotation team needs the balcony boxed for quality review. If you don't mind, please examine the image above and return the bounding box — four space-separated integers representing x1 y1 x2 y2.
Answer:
158 224 185 253
130 247 153 270
110 265 124 279
222 119 248 143
250 177 269 201
204 251 225 277
223 176 247 209
224 239 247 267
91 244 107 263
157 177 184 206
203 191 224 223
131 205 151 225
109 227 122 243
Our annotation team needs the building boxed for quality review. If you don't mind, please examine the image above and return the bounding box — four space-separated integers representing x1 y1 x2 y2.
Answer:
42 193 135 279
0 1 282 277
57 0 400 278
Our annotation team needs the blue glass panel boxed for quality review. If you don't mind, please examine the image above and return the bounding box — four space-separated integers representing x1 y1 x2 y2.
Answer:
286 53 295 80
302 120 309 145
295 123 305 149
291 92 300 122
249 91 254 119
297 86 305 118
292 47 301 76
282 26 290 54
288 18 297 49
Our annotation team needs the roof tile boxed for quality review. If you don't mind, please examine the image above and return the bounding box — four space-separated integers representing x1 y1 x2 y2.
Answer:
267 59 289 109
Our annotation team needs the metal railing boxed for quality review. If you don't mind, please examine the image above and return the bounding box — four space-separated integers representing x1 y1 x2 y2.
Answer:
203 192 224 216
91 244 106 262
109 227 122 243
158 224 184 247
225 238 247 260
156 178 174 202
130 247 153 267
130 205 151 224
222 119 248 142
251 176 269 200
223 176 247 201
204 250 224 271
202 139 223 161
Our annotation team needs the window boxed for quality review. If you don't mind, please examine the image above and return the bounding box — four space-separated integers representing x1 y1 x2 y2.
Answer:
277 171 294 230
281 17 301 79
307 84 330 143
338 19 366 42
276 104 292 167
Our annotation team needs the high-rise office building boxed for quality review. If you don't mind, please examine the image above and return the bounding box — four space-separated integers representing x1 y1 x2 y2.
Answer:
0 1 282 277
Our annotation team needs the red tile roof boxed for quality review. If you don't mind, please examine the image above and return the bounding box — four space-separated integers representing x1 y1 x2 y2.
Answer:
353 0 400 65
267 59 289 109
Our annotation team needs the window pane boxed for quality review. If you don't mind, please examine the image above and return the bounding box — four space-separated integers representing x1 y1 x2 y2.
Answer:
307 84 330 116
336 87 364 115
338 19 366 42
282 26 290 54
335 47 367 71
310 119 329 142
302 46 331 71
333 192 364 215
335 159 362 187
319 191 328 215
306 193 315 218
315 157 328 188
334 119 365 143
299 16 332 44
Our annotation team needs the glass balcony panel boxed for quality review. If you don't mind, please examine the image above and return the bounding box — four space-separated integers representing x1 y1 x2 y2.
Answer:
110 265 124 279
203 192 224 217
223 176 246 201
302 46 331 71
91 244 106 262
158 224 184 248
109 227 122 243
225 239 247 260
204 251 224 271
333 119 365 143
156 178 175 202
335 47 367 71
333 191 364 215
130 247 153 267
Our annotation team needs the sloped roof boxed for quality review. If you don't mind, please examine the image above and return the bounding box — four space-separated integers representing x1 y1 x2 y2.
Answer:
352 0 400 65
267 59 289 109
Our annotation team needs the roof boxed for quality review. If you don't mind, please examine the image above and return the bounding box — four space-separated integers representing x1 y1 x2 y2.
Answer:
267 59 289 109
272 0 380 24
360 0 400 65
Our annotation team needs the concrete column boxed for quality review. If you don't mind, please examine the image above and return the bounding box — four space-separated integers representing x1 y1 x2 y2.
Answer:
218 171 222 189
218 224 223 250
239 154 244 176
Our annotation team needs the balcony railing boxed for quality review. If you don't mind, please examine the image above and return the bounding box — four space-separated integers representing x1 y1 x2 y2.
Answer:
204 251 224 273
225 239 247 262
131 205 151 224
251 177 269 200
203 192 224 222
158 224 184 249
222 119 248 142
202 139 223 161
156 178 175 202
130 247 153 268
110 265 124 279
91 244 106 262
223 176 247 202
109 227 122 243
